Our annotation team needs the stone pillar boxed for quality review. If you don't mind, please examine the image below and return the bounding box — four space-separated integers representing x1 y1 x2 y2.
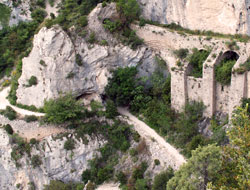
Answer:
202 63 215 117
171 70 187 112
228 72 247 117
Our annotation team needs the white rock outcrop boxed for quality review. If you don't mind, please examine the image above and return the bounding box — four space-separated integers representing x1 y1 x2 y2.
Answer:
16 3 158 107
0 128 102 190
138 0 250 35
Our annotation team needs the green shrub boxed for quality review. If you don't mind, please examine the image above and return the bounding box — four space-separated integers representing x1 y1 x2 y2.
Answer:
24 115 38 123
36 0 46 8
76 54 83 66
129 148 138 157
102 1 107 7
88 32 96 44
234 57 250 74
64 139 75 151
225 41 239 50
66 71 75 79
116 0 141 24
48 0 55 7
100 40 108 46
0 106 17 120
215 59 236 85
116 171 127 185
139 18 146 27
105 100 118 119
135 179 148 190
174 48 189 60
188 48 210 78
103 19 122 33
132 162 148 180
0 3 11 27
31 8 47 23
152 168 174 190
4 124 13 135
31 155 42 168
78 15 88 27
27 76 38 87
39 60 47 67
43 93 84 124
154 159 160 166
29 138 38 145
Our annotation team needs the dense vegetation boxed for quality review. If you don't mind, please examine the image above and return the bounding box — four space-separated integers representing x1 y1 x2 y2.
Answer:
215 59 236 85
0 3 11 27
105 66 226 157
188 48 210 78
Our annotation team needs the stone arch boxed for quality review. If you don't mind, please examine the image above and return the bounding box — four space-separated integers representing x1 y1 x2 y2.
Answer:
214 50 239 113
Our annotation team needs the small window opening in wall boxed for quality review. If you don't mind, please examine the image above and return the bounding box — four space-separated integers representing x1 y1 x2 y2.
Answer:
198 83 201 88
221 86 224 91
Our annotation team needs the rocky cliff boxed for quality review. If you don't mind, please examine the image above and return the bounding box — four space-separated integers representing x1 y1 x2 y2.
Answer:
138 0 250 35
16 3 158 107
0 127 102 190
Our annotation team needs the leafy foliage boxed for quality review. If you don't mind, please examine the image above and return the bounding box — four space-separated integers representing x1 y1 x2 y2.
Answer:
211 106 250 189
31 155 42 168
0 3 11 27
116 0 140 24
0 106 17 120
152 168 174 190
188 48 210 78
167 144 222 190
215 59 236 85
3 124 13 135
173 48 189 60
43 93 85 124
44 180 84 190
64 139 75 151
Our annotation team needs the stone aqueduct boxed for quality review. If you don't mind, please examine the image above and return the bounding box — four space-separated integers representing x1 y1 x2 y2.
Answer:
171 49 249 117
133 24 250 117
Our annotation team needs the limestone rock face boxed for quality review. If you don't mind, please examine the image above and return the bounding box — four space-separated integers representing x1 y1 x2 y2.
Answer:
16 4 158 107
138 0 250 35
0 128 102 190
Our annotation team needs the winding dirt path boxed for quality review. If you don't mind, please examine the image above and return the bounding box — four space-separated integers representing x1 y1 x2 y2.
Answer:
118 107 186 169
96 183 120 190
0 87 45 117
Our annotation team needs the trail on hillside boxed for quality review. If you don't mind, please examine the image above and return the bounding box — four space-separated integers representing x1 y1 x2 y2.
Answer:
0 87 45 117
118 107 186 170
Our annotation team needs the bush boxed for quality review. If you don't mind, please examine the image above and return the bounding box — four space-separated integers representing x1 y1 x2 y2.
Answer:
215 59 236 85
4 124 13 135
64 139 75 151
116 0 141 24
43 93 84 124
152 168 174 190
188 48 210 78
39 60 47 67
76 54 83 66
78 15 88 27
31 155 42 168
105 100 118 119
29 138 38 145
105 67 137 106
116 171 127 185
103 19 122 33
88 32 96 44
27 76 38 87
0 106 17 120
31 8 47 23
174 48 189 60
24 115 38 123
154 159 160 166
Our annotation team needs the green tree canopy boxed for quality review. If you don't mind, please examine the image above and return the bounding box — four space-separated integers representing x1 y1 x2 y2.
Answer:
167 144 222 190
43 93 84 124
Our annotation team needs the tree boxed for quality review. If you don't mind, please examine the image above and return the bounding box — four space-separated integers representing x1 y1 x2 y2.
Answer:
116 0 141 24
210 106 250 189
105 67 137 106
152 168 174 190
105 99 118 119
167 144 222 190
43 93 84 124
